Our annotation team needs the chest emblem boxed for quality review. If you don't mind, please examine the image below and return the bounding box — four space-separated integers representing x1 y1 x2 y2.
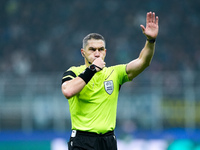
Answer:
104 80 114 95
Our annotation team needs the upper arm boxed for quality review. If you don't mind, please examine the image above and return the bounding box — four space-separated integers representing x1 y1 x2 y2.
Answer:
61 70 77 99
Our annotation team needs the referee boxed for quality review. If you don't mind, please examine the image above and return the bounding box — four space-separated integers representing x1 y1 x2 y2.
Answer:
61 12 159 150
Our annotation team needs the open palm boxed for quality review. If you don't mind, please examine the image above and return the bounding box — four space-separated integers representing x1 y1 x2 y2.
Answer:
140 12 159 40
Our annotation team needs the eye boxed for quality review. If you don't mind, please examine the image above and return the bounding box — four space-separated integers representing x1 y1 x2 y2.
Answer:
89 47 96 51
98 47 105 51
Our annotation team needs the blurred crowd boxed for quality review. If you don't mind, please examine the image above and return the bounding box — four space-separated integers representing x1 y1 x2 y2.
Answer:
0 0 200 76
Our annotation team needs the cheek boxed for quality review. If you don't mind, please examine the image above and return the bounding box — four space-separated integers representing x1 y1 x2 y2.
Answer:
101 52 106 59
87 52 93 57
103 51 106 57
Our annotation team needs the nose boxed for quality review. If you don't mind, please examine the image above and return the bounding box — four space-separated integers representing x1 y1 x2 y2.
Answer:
94 50 100 57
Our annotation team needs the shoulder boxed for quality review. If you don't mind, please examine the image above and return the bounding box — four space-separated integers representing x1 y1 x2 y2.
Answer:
109 64 127 72
107 64 130 84
66 65 86 75
103 64 127 76
61 65 86 84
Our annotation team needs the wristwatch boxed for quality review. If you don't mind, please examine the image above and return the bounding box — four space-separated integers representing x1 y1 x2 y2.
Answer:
89 64 97 72
147 38 156 43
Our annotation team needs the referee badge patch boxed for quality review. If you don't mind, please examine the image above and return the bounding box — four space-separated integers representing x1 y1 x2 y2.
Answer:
104 80 114 95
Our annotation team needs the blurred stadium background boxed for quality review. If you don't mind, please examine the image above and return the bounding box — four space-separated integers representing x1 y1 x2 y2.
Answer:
0 0 200 149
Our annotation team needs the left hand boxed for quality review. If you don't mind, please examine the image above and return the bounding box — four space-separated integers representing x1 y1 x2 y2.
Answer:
140 12 159 40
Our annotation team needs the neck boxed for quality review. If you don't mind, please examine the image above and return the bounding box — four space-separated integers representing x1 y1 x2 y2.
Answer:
85 60 91 67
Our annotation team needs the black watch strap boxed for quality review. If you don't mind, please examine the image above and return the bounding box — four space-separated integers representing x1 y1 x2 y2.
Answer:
94 65 102 70
89 64 102 71
147 38 156 43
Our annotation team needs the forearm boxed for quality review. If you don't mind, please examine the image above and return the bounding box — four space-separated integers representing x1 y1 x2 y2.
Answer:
61 77 86 99
139 40 155 66
62 67 97 99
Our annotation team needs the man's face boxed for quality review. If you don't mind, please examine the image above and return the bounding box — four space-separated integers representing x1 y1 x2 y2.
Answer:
82 39 106 64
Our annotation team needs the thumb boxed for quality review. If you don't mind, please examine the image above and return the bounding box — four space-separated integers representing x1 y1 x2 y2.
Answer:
140 25 145 33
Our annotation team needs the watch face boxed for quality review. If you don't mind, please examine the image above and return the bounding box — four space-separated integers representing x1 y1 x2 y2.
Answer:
90 64 96 71
90 65 95 69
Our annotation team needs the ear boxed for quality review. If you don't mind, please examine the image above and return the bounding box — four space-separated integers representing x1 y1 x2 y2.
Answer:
81 49 85 57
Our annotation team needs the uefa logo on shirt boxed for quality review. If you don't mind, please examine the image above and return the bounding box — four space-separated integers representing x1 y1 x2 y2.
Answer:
104 80 114 95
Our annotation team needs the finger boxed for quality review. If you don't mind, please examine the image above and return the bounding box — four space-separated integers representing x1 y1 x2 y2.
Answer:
152 12 155 23
156 16 159 25
148 11 153 23
140 25 145 33
146 12 150 23
95 65 102 70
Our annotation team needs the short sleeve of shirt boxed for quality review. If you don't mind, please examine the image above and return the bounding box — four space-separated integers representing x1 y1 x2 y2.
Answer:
61 67 77 84
61 66 86 84
113 64 131 85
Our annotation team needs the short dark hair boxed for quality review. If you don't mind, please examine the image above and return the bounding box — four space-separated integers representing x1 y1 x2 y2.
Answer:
82 33 106 49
